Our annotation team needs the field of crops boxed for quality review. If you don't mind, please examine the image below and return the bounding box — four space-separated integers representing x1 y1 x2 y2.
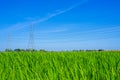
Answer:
0 51 120 80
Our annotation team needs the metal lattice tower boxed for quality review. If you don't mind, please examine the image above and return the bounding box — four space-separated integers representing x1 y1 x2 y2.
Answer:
7 33 11 50
28 23 34 50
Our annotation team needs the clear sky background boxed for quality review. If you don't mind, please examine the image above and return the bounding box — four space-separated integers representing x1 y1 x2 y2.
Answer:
0 0 120 51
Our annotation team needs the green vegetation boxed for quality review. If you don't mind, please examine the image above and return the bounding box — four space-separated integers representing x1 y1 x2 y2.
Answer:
0 51 120 80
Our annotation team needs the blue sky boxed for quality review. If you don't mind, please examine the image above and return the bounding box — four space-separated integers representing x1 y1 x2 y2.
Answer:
0 0 120 51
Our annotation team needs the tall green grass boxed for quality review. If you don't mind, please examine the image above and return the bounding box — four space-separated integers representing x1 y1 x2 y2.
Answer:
0 51 120 80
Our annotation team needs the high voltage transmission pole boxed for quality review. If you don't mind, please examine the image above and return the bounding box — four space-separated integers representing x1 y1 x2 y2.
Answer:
28 23 34 50
7 33 11 50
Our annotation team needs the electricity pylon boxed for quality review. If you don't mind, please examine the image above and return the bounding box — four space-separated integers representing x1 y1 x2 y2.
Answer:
28 23 34 50
7 33 11 50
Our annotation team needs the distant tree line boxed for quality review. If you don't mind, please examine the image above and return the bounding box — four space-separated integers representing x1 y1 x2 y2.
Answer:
4 48 106 52
5 49 47 52
72 49 105 52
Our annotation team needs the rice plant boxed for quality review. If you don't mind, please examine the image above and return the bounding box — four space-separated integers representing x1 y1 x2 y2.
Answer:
0 51 120 80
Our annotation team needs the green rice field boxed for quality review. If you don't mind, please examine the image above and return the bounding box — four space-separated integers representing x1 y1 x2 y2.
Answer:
0 51 120 80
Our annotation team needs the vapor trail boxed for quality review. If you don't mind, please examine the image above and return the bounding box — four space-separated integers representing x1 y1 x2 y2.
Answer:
32 0 87 24
0 0 88 33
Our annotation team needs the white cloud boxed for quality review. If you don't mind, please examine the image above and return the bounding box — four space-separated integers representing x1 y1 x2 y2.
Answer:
39 28 67 33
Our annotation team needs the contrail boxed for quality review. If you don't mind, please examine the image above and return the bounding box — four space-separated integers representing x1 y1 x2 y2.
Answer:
0 0 88 33
32 0 88 24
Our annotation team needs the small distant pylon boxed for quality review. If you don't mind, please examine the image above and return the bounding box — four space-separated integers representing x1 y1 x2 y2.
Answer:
28 23 34 50
7 33 11 50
